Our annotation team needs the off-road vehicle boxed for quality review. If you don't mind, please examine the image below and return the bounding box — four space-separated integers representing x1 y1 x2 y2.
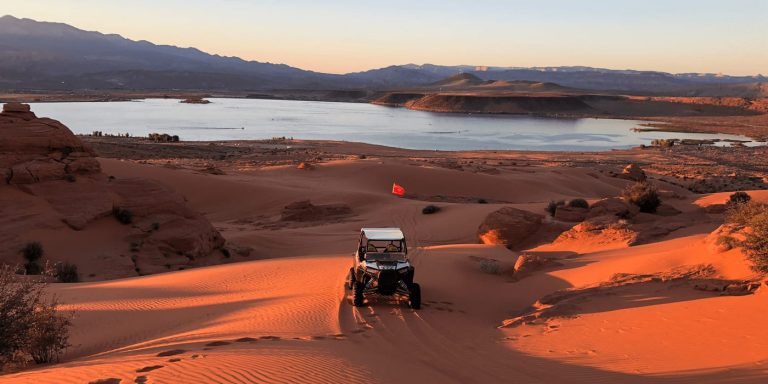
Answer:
346 228 421 309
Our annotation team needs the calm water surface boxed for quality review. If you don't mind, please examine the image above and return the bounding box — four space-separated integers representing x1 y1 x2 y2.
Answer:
29 98 754 151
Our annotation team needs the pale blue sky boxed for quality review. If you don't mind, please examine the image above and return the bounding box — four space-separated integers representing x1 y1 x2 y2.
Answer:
4 0 767 75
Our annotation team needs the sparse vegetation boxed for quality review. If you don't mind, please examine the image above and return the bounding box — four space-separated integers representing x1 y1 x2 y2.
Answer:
479 259 501 275
477 198 488 204
728 191 751 205
621 182 661 213
54 262 79 283
726 202 768 272
567 198 589 209
545 200 565 216
716 235 738 251
22 242 43 263
113 207 133 225
422 205 441 214
21 242 44 275
0 266 71 369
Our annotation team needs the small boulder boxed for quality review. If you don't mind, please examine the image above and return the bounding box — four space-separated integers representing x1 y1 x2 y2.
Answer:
619 163 647 182
554 206 587 222
512 253 562 277
587 197 638 219
477 207 543 249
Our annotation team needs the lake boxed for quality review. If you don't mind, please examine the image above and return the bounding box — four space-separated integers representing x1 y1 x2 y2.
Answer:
29 98 755 151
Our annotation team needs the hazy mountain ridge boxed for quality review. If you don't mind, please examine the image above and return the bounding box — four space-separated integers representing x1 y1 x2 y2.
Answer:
0 15 765 95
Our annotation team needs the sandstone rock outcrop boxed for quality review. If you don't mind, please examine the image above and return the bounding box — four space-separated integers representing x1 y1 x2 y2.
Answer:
0 103 227 279
1 102 99 184
478 207 543 249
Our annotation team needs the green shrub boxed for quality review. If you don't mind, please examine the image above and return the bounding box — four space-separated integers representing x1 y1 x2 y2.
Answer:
54 262 79 283
726 202 768 272
567 198 589 209
728 191 751 205
113 207 133 225
621 182 661 213
545 200 565 217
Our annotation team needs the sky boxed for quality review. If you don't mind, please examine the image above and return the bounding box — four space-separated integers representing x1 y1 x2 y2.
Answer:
3 0 767 75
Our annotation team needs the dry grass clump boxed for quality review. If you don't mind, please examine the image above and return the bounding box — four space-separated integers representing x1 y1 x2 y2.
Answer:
621 182 661 213
726 201 768 272
54 262 79 283
728 191 751 206
545 200 565 216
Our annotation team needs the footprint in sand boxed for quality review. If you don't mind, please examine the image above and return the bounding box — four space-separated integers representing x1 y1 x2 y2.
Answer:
235 337 258 343
205 341 231 347
136 365 164 373
156 349 185 357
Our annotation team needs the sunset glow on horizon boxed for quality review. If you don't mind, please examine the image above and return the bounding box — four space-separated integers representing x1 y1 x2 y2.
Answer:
4 0 768 75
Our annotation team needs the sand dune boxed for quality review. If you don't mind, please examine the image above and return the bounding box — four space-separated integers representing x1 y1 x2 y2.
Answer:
4 146 768 383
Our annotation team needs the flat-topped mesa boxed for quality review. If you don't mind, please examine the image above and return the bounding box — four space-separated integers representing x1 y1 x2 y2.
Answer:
0 102 100 184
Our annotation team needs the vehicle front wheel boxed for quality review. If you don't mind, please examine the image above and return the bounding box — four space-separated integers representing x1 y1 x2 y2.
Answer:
346 267 356 290
408 283 421 310
353 281 365 307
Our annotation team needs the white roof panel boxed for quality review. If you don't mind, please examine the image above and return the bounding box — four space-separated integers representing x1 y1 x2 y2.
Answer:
362 228 404 240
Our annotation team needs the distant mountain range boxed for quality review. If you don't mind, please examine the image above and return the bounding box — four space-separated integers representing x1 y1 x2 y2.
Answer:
1 15 766 96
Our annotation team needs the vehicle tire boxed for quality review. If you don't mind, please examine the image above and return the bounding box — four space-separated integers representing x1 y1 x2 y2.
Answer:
408 283 421 310
353 281 365 307
404 267 415 285
346 267 356 290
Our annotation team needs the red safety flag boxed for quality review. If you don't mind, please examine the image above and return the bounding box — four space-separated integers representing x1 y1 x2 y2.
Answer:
392 182 406 197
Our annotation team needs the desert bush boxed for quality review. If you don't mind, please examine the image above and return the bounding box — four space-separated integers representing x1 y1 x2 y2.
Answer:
21 242 44 275
422 205 441 214
726 202 768 272
728 191 751 205
113 207 133 225
479 259 501 275
477 198 488 204
567 198 589 209
545 200 565 217
54 262 79 283
22 242 43 263
716 235 738 251
26 301 71 364
0 266 71 368
621 182 661 213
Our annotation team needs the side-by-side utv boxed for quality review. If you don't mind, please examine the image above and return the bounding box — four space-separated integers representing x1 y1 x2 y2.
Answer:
346 228 421 309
